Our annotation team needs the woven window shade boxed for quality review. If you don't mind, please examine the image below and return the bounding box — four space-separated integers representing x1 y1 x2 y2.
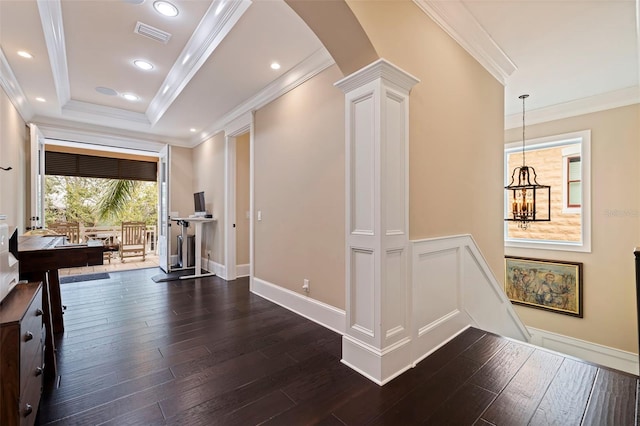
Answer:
45 151 157 181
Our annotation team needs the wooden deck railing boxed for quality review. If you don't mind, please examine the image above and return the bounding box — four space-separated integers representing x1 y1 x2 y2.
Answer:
79 224 157 253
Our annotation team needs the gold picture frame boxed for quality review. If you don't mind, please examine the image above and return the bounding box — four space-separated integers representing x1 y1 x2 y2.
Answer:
505 256 583 318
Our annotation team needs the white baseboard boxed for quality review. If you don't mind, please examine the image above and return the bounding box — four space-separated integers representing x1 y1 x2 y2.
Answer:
527 327 638 375
202 257 226 280
236 263 250 278
252 277 345 335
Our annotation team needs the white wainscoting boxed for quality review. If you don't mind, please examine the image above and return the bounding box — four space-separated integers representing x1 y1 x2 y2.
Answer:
527 327 639 375
245 235 633 383
411 235 531 365
252 277 346 335
249 234 530 385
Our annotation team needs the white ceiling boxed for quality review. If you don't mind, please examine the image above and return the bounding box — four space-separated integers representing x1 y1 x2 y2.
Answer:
0 0 638 149
0 0 329 148
464 0 639 126
416 0 639 128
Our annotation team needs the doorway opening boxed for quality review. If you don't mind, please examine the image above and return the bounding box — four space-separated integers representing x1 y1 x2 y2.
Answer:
234 132 251 277
41 142 161 276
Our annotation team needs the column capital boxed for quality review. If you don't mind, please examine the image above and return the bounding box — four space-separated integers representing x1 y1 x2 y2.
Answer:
334 58 420 94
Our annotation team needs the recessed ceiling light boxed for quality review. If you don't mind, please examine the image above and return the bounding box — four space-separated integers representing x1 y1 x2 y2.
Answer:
17 51 33 59
270 62 281 70
190 128 197 133
96 86 118 96
35 97 46 102
133 59 154 71
153 1 178 17
122 93 139 101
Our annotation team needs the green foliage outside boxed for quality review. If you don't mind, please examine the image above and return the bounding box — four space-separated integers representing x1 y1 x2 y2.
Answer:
45 175 157 227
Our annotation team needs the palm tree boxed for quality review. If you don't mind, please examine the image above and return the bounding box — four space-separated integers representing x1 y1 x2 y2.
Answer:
96 179 137 221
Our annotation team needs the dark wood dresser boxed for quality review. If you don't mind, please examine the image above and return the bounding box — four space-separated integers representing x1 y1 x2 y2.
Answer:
0 282 44 426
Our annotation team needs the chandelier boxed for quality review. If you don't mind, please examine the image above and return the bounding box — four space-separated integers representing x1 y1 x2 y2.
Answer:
505 94 550 230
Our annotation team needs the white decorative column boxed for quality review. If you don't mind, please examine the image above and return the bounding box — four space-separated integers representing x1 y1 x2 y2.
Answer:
335 59 419 385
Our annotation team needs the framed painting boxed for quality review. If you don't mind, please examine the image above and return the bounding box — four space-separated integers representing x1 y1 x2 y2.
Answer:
504 256 583 317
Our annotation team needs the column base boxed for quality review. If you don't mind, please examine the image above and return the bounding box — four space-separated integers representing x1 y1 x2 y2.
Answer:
341 334 413 386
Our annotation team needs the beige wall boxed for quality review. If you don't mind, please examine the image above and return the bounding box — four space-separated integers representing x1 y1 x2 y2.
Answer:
0 87 28 231
192 133 225 265
505 104 640 352
254 65 345 309
235 132 250 266
347 0 506 279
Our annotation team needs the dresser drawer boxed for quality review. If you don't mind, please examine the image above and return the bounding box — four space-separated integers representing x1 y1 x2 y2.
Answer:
20 328 44 401
20 289 43 350
19 340 43 426
18 362 42 426
0 282 43 426
19 304 44 394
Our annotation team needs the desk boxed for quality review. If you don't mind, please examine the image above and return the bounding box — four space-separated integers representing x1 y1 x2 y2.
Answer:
171 217 216 279
18 236 105 381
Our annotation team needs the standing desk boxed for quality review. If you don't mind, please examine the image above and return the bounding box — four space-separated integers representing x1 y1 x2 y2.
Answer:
171 217 216 279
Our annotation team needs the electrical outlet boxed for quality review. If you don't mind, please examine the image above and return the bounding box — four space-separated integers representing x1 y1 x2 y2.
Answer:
302 279 310 293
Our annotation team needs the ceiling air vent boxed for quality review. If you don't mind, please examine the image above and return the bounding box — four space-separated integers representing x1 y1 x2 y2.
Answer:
134 21 171 44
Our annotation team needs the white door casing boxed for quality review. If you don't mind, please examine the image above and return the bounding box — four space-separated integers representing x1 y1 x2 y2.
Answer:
158 144 171 273
224 112 252 281
29 124 45 230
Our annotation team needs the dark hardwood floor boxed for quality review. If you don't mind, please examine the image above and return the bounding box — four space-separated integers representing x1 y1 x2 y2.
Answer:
36 268 639 425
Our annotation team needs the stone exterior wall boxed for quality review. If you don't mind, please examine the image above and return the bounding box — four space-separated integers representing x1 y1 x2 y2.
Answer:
507 145 581 242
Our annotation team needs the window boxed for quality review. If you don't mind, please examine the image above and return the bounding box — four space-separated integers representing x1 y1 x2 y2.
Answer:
567 157 581 208
505 130 590 252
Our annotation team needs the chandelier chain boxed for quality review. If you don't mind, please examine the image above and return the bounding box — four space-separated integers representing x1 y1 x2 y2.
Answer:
520 94 528 168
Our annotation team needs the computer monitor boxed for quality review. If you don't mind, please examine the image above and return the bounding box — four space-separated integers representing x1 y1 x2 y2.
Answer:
194 191 206 215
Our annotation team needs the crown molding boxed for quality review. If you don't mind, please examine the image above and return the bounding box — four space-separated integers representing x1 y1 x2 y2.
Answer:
63 100 151 125
412 0 516 85
146 0 252 125
224 112 252 137
504 86 640 129
0 47 33 122
37 0 70 108
193 47 335 146
35 121 173 152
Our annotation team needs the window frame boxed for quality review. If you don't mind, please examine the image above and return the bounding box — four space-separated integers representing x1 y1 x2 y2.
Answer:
562 145 582 214
504 130 591 253
566 156 581 209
